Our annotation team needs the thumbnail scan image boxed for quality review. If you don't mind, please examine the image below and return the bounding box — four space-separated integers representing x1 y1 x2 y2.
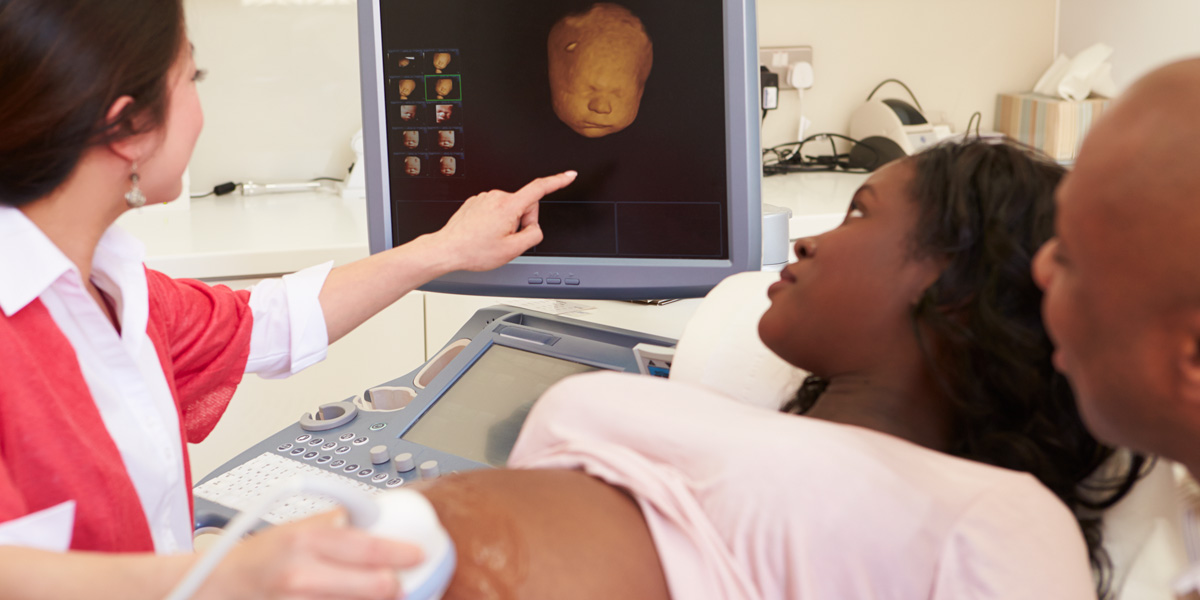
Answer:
398 78 419 99
402 130 421 149
548 2 654 138
431 76 460 100
403 155 422 176
432 51 454 73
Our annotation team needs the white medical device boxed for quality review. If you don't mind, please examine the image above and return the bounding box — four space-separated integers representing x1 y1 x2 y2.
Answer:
849 97 938 156
167 479 455 600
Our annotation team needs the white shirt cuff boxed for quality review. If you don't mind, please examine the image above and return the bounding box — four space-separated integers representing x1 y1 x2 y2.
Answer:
0 501 75 552
245 261 333 378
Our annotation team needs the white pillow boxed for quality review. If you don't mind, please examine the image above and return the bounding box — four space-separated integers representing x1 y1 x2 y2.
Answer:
669 271 807 410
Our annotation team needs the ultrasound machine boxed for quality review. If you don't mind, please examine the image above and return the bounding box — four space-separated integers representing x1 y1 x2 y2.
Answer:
191 0 762 564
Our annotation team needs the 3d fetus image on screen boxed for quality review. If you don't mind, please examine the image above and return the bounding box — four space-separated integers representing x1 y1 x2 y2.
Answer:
548 3 653 138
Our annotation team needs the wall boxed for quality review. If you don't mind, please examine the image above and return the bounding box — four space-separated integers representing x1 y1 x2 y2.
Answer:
1059 0 1200 92
184 0 362 193
182 0 1058 191
756 0 1057 150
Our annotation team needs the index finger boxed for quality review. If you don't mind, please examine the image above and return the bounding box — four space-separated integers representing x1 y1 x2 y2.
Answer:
513 170 578 207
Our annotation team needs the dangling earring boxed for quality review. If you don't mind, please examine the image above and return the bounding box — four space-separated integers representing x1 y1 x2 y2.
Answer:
124 163 147 208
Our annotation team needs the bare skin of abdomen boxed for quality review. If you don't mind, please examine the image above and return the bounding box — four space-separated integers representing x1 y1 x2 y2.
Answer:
412 469 671 600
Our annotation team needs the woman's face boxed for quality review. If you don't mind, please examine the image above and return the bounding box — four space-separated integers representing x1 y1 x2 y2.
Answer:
758 160 942 376
137 43 204 205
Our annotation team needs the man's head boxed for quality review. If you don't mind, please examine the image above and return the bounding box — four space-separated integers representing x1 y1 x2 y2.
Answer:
1033 58 1200 467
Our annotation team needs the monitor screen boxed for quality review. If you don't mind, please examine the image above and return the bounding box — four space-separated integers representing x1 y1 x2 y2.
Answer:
400 344 600 466
357 0 761 299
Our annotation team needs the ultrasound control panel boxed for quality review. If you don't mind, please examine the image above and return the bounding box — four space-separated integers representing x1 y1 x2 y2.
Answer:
193 306 676 531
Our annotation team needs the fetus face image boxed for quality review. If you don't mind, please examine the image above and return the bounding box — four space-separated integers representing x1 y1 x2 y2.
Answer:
399 105 418 122
436 104 454 123
435 78 454 99
398 58 411 68
398 79 417 99
402 130 420 149
404 156 421 176
548 3 653 138
437 130 455 149
432 52 452 73
439 156 457 177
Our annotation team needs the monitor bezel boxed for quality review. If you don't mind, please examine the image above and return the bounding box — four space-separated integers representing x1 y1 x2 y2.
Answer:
357 0 761 300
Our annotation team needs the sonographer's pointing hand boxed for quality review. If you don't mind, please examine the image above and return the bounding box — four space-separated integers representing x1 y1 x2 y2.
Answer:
434 170 577 272
314 170 576 345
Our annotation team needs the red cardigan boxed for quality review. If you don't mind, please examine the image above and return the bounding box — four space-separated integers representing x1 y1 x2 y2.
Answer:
0 269 253 552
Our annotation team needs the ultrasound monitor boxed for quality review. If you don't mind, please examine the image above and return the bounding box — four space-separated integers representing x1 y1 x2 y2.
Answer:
356 0 761 299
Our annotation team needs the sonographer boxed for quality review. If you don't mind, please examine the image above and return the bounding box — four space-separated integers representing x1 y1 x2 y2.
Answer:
0 1 574 597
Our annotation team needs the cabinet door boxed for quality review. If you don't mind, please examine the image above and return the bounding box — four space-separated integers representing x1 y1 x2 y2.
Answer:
188 279 426 481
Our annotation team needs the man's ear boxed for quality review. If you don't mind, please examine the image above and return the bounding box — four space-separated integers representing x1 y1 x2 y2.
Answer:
1178 309 1200 407
104 95 152 165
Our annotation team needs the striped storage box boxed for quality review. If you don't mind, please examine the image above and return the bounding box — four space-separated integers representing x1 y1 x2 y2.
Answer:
994 92 1110 162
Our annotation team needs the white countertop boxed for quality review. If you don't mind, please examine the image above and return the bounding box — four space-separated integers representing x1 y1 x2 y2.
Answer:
121 171 866 280
117 191 371 280
762 170 867 239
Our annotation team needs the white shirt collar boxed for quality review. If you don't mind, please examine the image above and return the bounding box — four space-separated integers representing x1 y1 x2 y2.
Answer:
0 206 74 317
0 205 147 318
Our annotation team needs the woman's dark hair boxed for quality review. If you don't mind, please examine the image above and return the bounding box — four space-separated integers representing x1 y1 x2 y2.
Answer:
0 0 184 206
783 139 1145 599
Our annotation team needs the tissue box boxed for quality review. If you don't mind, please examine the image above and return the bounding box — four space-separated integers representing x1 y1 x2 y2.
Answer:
994 93 1110 161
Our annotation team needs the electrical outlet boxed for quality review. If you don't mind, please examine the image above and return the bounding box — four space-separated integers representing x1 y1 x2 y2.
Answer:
759 46 813 91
